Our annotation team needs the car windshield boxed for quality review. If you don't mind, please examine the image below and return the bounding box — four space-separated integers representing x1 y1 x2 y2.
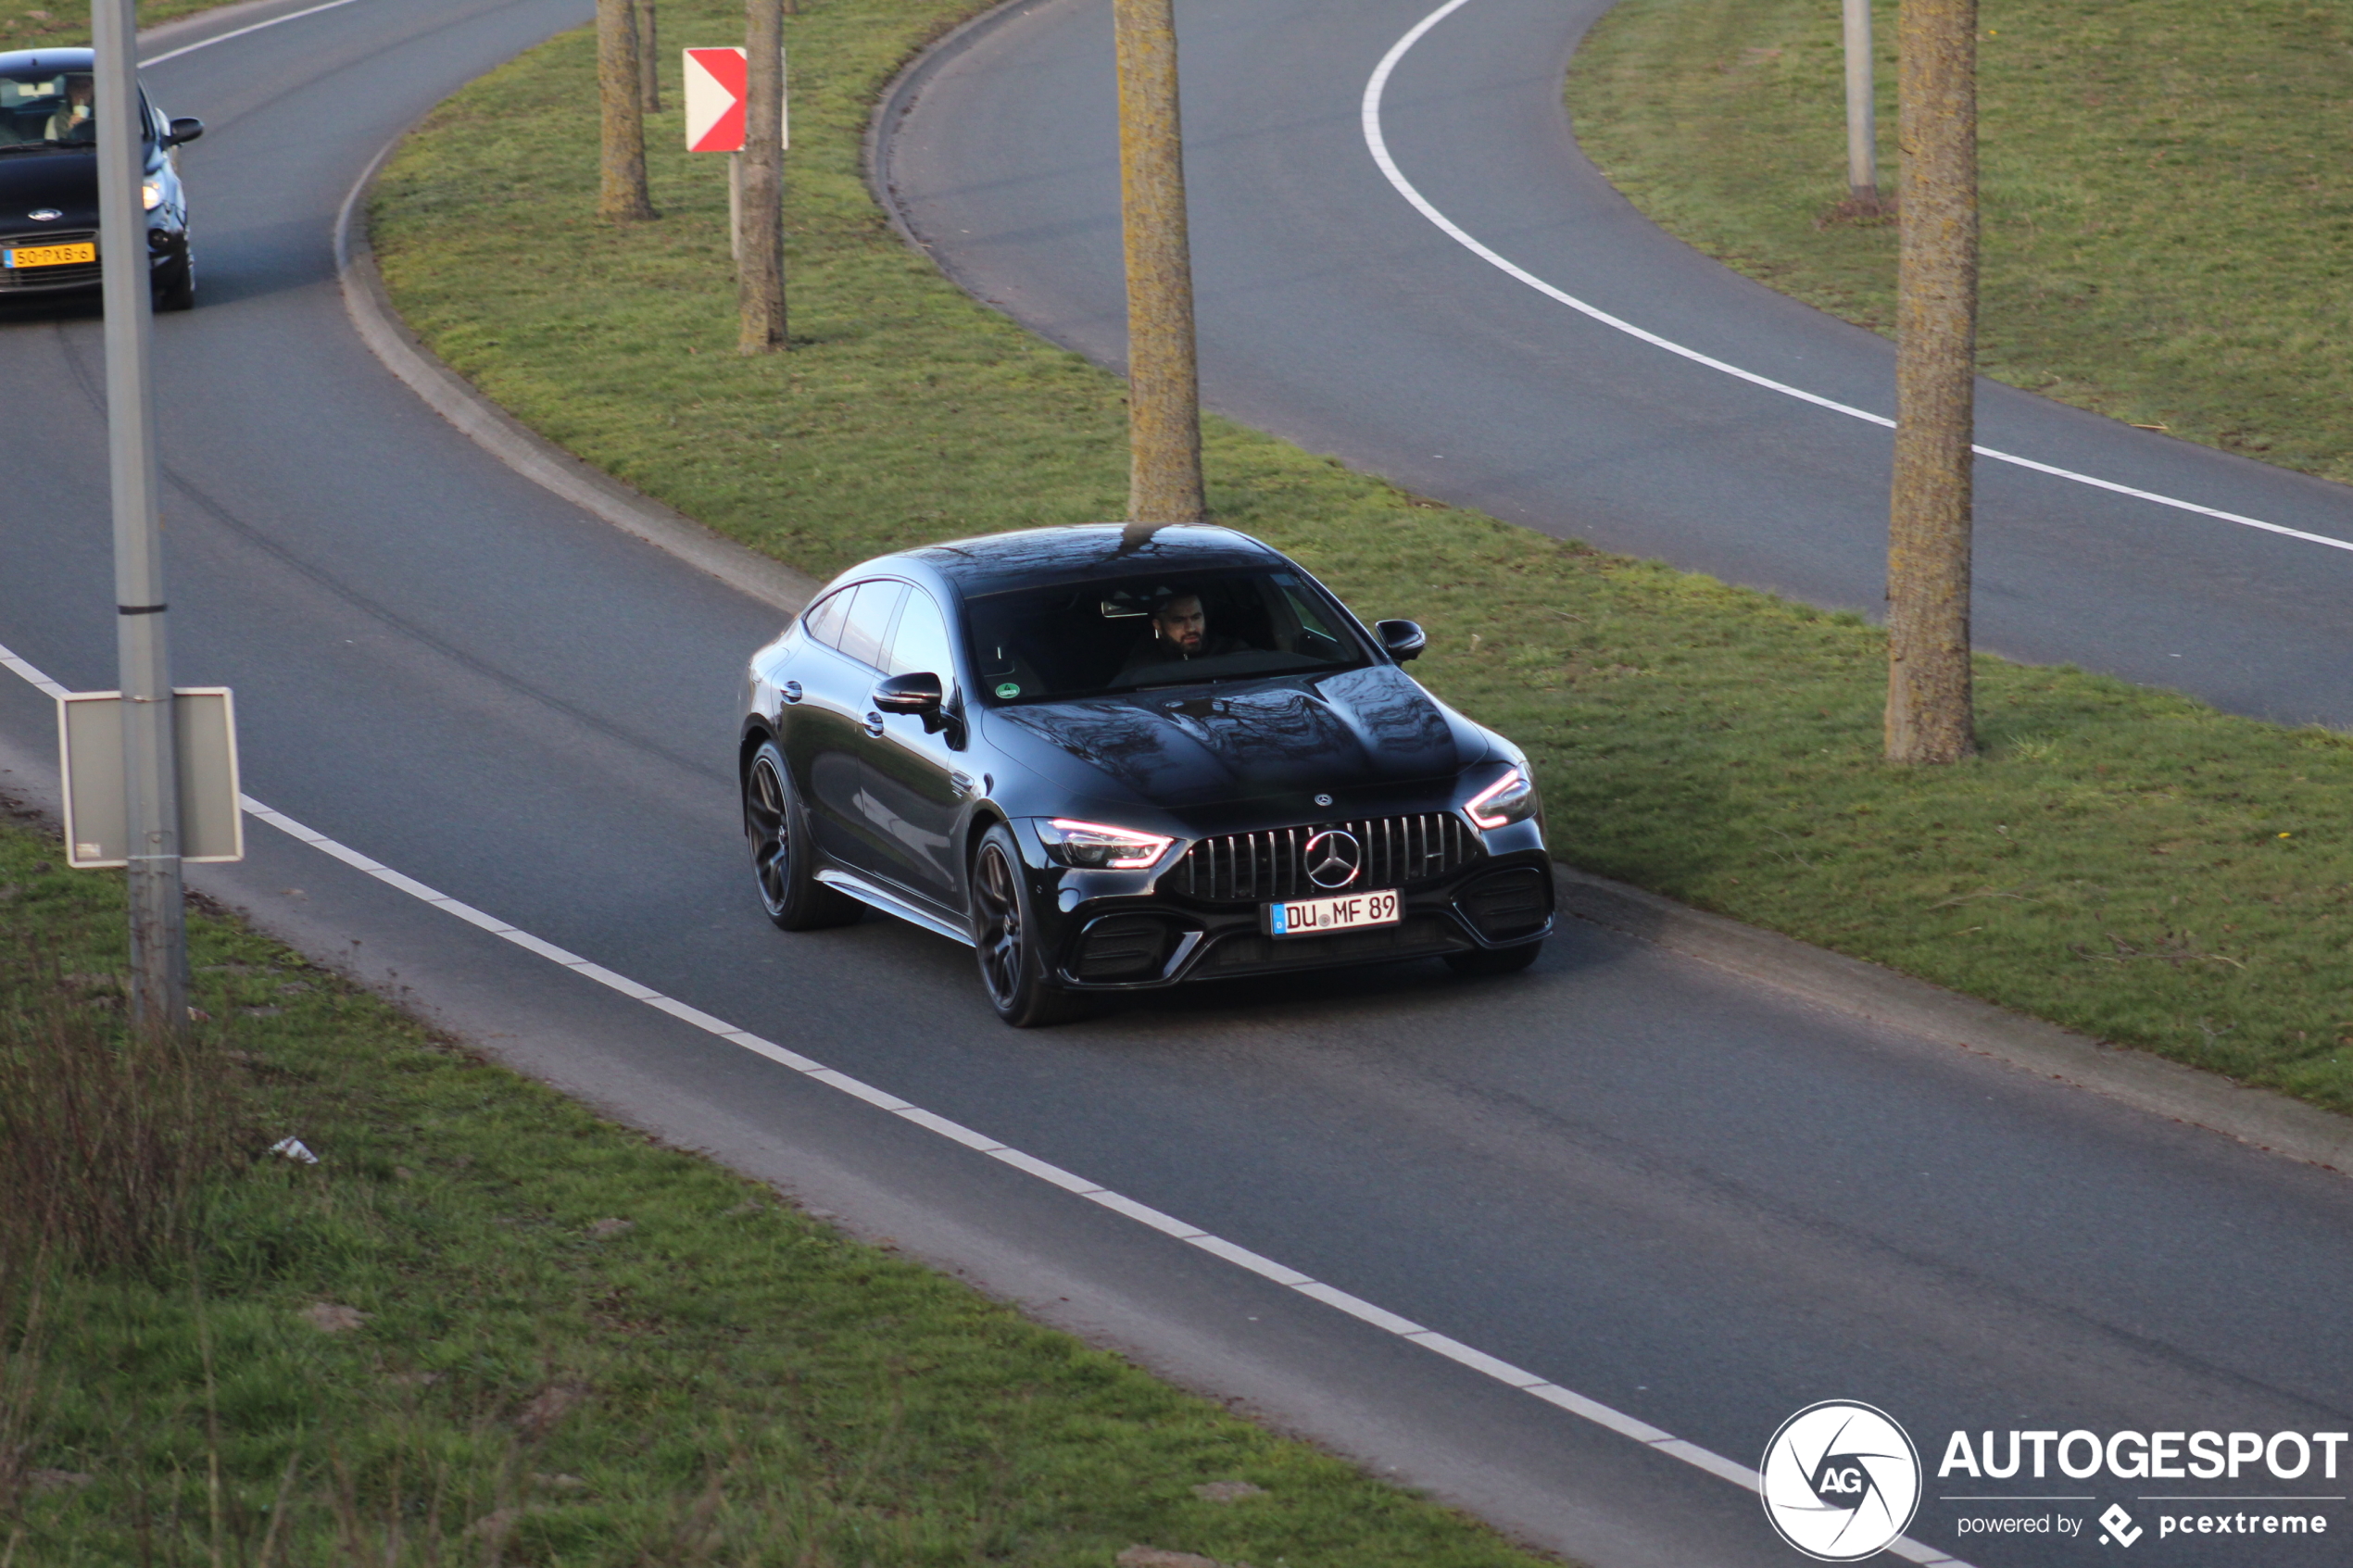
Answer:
964 568 1371 704
0 69 98 149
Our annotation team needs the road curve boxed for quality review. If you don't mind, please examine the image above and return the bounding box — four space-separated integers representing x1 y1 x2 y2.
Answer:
0 4 2348 1567
878 0 2353 728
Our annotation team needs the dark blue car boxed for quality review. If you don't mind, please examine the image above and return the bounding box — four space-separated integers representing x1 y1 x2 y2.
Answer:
0 48 201 309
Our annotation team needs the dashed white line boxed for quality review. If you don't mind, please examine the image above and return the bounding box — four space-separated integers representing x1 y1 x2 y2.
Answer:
1362 0 2353 559
1 638 1973 1560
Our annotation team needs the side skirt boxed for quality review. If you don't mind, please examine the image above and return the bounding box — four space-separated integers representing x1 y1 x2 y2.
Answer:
814 869 976 948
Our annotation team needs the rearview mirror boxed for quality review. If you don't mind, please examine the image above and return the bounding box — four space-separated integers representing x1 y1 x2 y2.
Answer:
1376 620 1427 662
873 671 943 714
166 117 204 146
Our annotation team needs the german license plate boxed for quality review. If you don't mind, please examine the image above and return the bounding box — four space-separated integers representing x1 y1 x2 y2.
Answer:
4 242 95 269
1266 887 1399 937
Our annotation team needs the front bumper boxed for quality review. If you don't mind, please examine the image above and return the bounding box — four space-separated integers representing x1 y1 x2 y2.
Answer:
0 220 187 296
1015 817 1554 991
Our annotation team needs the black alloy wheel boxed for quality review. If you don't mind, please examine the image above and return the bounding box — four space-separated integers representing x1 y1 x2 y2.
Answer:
1444 938 1543 977
743 739 859 930
970 824 1086 1026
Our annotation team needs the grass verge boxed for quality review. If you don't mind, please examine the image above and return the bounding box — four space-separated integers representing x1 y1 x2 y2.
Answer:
0 812 1568 1566
1568 0 2353 480
367 0 2353 1116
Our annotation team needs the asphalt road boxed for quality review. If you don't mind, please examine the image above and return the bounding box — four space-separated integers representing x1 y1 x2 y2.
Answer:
1 3 2349 1565
880 0 2353 729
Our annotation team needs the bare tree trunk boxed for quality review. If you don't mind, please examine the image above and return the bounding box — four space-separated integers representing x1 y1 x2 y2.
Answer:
635 0 660 115
738 0 787 353
1114 0 1204 524
1885 0 1977 764
597 0 655 221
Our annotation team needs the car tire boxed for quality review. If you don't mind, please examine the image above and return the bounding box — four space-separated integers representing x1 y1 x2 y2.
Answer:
743 739 861 931
1444 938 1543 977
970 823 1088 1027
155 250 195 312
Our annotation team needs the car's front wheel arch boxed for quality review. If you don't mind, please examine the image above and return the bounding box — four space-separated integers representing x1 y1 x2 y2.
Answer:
968 822 1085 1027
738 720 774 784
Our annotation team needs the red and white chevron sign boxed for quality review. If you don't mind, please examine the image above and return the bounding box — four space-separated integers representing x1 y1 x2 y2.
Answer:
683 46 786 153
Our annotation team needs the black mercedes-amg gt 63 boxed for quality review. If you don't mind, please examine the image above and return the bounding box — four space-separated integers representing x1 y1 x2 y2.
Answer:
738 524 1554 1024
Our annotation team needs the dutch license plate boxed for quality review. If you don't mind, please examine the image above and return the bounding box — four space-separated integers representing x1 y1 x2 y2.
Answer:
1266 887 1400 937
4 242 95 269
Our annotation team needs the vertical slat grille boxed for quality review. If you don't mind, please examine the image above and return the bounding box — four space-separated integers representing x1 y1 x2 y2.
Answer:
1165 812 1480 903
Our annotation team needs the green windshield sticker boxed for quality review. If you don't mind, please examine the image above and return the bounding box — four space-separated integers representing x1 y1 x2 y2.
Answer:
995 682 1022 699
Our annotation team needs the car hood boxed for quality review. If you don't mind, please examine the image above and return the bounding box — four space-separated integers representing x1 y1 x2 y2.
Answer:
981 665 1487 811
0 149 98 231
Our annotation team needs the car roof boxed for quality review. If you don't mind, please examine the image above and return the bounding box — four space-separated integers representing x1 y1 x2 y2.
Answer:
889 524 1289 600
0 49 96 71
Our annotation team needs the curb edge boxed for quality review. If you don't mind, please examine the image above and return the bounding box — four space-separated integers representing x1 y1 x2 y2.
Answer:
1554 865 2352 1174
333 41 2352 1182
333 136 822 618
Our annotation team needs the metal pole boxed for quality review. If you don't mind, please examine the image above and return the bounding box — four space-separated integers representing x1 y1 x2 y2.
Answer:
93 0 186 1030
728 149 742 262
1842 0 1880 206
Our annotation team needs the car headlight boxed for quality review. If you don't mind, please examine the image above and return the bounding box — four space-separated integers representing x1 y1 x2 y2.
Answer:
1465 765 1538 829
1038 819 1175 871
141 179 163 212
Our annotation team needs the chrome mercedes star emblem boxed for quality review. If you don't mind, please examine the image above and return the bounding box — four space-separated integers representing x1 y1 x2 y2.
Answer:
1303 829 1363 889
28 209 61 221
1314 793 1333 808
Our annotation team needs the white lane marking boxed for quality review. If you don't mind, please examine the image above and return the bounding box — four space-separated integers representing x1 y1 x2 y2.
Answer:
1362 0 2353 559
140 0 368 67
0 643 69 699
0 633 1847 1539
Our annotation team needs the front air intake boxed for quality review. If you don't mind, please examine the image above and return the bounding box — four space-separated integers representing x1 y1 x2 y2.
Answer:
1071 914 1177 981
1458 868 1552 941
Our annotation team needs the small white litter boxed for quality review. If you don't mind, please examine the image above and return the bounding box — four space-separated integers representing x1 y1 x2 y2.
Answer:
270 1136 320 1164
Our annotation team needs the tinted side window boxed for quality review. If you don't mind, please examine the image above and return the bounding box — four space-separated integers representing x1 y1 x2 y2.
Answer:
885 590 957 687
837 580 908 671
799 588 851 649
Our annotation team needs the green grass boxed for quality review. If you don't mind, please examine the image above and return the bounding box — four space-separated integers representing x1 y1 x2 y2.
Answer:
1569 0 2353 477
368 0 2353 1117
0 819 1572 1566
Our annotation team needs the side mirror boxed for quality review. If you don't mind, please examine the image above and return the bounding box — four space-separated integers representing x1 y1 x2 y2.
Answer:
1376 619 1427 662
872 671 943 715
166 118 204 146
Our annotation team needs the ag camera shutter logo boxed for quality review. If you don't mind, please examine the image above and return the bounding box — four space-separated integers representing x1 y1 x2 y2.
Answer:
1760 1400 1922 1562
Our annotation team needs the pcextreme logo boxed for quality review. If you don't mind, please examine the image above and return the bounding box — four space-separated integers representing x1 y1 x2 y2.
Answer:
1759 1400 1923 1562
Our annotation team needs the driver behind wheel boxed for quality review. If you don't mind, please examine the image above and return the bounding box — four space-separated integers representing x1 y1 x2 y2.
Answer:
44 75 94 144
1115 591 1246 683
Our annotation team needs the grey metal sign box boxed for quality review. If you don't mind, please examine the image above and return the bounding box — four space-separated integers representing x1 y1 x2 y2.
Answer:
57 688 244 868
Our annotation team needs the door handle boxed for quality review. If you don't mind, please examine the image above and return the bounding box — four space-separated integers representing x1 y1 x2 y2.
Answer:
781 680 802 704
863 711 886 737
